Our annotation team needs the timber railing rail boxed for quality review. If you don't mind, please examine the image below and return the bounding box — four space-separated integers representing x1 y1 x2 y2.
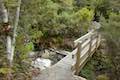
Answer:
72 29 101 75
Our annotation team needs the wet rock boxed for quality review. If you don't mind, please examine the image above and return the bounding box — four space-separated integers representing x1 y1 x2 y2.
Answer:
41 50 50 59
29 51 36 58
31 58 51 70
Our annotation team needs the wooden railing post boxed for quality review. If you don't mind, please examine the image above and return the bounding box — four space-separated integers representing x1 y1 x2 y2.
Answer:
96 32 99 49
96 31 101 50
75 42 82 75
88 33 93 55
98 34 101 46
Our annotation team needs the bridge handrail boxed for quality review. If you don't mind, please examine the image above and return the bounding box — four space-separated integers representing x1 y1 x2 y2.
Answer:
74 21 101 46
74 30 94 43
73 28 101 75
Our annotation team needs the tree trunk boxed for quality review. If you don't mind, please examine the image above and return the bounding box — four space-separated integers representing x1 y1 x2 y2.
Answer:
11 0 21 67
0 0 21 67
0 0 13 66
0 1 13 80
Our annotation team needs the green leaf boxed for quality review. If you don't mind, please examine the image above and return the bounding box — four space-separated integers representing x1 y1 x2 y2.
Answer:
0 68 13 74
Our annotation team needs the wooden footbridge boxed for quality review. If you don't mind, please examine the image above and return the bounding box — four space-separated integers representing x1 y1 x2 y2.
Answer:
33 23 101 80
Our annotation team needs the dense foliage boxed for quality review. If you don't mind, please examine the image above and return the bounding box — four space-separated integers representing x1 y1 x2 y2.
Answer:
100 13 120 80
0 0 95 79
79 0 120 80
0 0 120 80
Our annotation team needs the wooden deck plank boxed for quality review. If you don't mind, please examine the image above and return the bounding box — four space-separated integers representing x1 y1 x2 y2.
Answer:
33 52 75 80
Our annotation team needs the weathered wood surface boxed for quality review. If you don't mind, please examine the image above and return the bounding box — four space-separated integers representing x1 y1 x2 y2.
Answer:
33 52 75 80
33 51 87 80
74 75 87 80
33 27 101 80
